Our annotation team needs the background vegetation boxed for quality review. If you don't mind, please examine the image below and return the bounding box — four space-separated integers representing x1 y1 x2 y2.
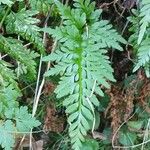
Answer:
0 0 150 150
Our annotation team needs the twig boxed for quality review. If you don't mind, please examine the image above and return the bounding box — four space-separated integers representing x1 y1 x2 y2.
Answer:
23 43 32 48
121 20 129 35
0 54 8 59
33 54 43 106
86 80 97 134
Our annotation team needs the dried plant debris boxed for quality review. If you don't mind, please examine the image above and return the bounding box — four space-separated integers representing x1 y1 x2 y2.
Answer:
43 81 55 96
137 78 150 113
106 73 150 145
43 104 65 133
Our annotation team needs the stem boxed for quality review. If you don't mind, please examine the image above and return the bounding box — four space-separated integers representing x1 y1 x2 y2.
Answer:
78 46 83 111
0 7 11 28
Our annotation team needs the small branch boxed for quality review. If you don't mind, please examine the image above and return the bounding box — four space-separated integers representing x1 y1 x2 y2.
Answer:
1 54 8 59
23 43 32 48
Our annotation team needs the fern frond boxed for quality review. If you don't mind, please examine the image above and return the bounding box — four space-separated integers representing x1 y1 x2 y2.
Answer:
0 60 18 90
0 0 13 6
133 38 150 77
29 0 53 15
0 85 40 150
0 2 42 149
0 35 39 79
42 1 126 149
138 0 150 44
128 9 140 48
73 0 95 20
129 2 150 77
89 20 126 50
6 9 45 54
55 1 86 29
0 120 15 150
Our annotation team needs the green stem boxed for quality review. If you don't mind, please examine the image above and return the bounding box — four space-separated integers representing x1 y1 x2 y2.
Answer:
78 46 83 111
0 7 11 28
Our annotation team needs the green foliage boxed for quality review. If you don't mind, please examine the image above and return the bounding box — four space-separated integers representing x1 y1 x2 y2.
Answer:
42 0 126 149
0 60 18 89
0 0 23 7
81 138 99 150
0 35 39 79
129 0 150 77
138 0 150 44
119 130 137 146
0 85 41 150
1 0 150 149
0 0 13 6
0 120 15 150
6 9 45 54
110 75 150 148
127 120 144 130
29 0 54 15
0 1 42 149
133 38 150 77
15 106 41 131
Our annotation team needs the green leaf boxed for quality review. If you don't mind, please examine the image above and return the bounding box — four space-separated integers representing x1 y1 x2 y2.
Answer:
29 0 54 15
133 38 150 77
127 121 143 130
63 93 79 106
0 35 39 79
119 131 137 146
6 9 45 54
81 138 99 150
66 103 78 114
0 60 18 89
82 106 93 121
68 112 79 123
0 120 15 150
15 106 41 132
138 0 150 44
0 0 13 6
0 85 20 114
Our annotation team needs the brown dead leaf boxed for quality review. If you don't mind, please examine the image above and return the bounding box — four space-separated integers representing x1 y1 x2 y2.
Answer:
43 104 65 133
43 81 55 96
